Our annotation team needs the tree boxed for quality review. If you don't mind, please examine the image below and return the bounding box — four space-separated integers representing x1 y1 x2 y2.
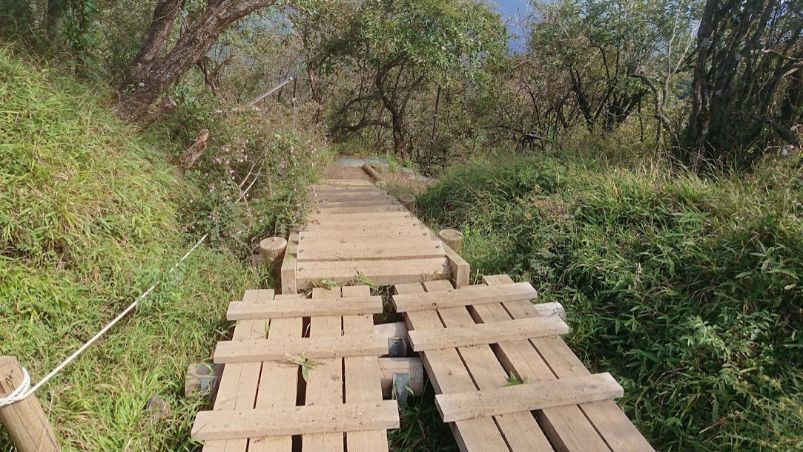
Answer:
323 0 506 157
117 0 278 121
530 0 661 132
682 0 802 168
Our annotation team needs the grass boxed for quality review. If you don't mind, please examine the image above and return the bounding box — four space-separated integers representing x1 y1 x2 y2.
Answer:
0 47 260 449
417 153 802 450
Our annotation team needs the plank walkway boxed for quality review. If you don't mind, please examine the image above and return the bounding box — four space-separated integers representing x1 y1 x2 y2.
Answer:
192 177 652 452
281 179 469 292
192 287 398 451
394 278 654 452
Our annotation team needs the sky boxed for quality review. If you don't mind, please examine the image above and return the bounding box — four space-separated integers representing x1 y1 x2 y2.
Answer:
489 0 534 53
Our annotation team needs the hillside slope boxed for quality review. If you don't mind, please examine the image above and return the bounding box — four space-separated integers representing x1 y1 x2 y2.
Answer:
419 155 802 450
0 48 256 450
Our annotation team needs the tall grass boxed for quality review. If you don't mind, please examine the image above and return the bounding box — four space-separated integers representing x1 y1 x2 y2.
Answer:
0 48 258 449
418 154 802 450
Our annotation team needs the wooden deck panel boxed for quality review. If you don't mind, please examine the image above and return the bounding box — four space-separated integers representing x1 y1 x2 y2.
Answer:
194 287 397 450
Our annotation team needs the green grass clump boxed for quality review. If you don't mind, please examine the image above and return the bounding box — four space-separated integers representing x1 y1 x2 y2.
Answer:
418 154 802 450
0 48 257 449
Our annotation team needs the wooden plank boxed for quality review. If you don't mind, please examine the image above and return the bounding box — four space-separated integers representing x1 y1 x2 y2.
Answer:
423 280 553 452
408 316 569 352
303 287 346 452
192 402 400 441
483 274 654 452
227 296 383 320
248 294 305 452
213 334 388 363
297 237 438 251
392 282 537 312
203 289 273 452
442 241 470 288
280 231 298 294
308 211 415 222
297 245 445 262
314 205 407 215
395 283 511 452
436 373 623 422
296 258 450 289
298 228 431 242
315 179 374 186
314 199 399 208
342 285 390 452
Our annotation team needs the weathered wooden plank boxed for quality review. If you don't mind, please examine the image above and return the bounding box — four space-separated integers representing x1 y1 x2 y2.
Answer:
441 240 470 288
296 258 450 289
303 287 345 451
213 335 388 363
342 285 390 452
395 283 511 452
314 199 399 208
314 205 408 215
227 296 383 320
297 245 445 262
436 373 623 422
248 294 304 452
407 316 569 352
203 289 273 452
192 402 400 441
298 228 431 243
392 282 537 312
280 232 298 294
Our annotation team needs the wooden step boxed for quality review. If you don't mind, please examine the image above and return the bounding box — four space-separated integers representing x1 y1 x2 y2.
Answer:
392 282 537 312
226 295 384 320
213 334 389 363
407 317 569 351
296 258 450 289
436 373 623 422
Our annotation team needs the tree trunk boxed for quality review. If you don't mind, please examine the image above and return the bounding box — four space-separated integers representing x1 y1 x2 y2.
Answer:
118 0 276 122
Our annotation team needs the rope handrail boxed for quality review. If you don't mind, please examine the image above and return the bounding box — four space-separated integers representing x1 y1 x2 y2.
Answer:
0 168 263 407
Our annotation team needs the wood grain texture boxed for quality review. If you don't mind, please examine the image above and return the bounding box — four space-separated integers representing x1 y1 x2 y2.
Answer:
227 296 383 320
408 316 569 351
392 282 537 312
436 373 624 422
213 334 388 363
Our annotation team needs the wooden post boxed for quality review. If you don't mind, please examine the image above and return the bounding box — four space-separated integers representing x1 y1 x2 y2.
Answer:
438 229 464 254
259 237 287 264
398 193 416 212
0 357 59 451
361 164 382 182
378 357 425 398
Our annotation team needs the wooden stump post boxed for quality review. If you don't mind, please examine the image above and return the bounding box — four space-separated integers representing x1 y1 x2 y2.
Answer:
0 357 60 452
438 229 464 254
260 237 287 281
398 194 416 212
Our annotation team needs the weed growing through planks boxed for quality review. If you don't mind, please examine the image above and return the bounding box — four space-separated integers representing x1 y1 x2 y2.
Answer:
286 354 316 383
505 375 526 386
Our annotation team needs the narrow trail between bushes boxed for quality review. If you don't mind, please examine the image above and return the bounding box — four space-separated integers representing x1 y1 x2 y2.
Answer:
189 174 654 451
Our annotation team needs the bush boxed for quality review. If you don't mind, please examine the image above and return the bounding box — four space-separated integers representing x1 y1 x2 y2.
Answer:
418 154 802 450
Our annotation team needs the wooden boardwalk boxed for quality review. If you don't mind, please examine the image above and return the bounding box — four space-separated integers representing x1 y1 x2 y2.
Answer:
281 179 468 293
191 177 652 451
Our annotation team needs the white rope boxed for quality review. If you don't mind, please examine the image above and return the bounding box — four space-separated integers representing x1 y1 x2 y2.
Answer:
3 167 264 407
0 367 30 408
